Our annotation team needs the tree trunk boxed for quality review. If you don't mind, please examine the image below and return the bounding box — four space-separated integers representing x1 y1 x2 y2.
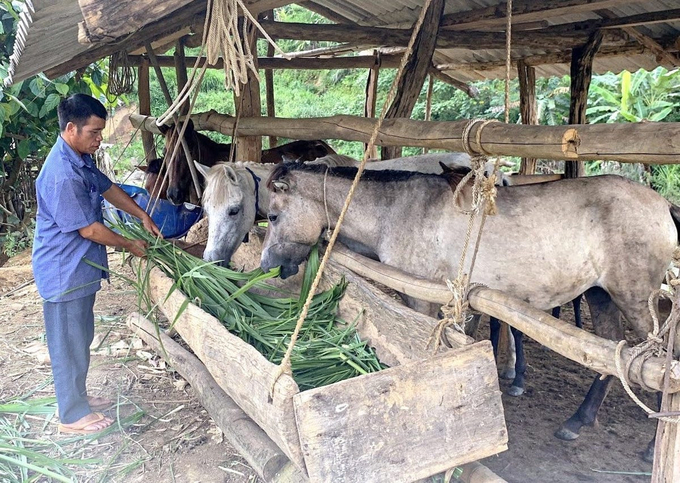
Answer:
173 37 189 115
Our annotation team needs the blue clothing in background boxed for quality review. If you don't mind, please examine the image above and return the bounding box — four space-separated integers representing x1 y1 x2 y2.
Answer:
32 136 113 302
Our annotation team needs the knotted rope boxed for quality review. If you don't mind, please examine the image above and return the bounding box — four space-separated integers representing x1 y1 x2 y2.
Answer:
269 0 435 399
428 0 512 350
614 248 680 424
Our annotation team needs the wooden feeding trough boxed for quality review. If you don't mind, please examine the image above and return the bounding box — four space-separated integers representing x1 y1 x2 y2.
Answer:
135 230 508 482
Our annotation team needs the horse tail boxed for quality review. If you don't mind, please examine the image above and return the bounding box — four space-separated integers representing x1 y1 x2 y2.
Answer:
670 204 680 243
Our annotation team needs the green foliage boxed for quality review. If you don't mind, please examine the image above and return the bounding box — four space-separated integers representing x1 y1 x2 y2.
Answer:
1 218 34 257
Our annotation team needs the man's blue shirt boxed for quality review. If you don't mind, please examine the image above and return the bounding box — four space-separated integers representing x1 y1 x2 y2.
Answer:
32 136 113 302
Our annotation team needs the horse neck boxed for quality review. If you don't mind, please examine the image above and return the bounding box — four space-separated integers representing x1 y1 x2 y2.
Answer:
196 133 233 166
304 171 385 251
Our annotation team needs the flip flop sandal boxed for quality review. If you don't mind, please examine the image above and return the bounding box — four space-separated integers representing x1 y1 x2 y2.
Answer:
58 412 111 435
55 397 113 418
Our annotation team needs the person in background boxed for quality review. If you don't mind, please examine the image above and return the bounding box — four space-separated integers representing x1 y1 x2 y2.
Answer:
32 93 162 434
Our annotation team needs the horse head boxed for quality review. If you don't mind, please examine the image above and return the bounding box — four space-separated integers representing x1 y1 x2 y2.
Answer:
197 162 258 267
159 120 201 206
261 163 326 278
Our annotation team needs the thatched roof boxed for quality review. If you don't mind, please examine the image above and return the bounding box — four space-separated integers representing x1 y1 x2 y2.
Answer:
5 0 680 88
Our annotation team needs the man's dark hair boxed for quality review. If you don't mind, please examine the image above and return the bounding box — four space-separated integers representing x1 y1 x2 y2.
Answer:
57 94 107 131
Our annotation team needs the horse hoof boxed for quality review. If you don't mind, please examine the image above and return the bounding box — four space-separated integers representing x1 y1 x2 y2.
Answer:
554 427 580 441
499 368 516 380
507 385 525 397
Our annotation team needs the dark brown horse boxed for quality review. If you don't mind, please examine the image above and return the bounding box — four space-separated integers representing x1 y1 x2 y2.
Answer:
159 120 336 205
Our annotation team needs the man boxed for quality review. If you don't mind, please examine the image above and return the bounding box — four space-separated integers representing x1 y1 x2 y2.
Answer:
32 94 161 434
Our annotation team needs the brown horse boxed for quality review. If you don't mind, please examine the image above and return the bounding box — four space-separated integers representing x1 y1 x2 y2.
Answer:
260 162 680 454
159 120 335 205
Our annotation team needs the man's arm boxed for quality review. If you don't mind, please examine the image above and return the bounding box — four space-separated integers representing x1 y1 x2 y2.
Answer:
102 184 162 237
79 222 147 257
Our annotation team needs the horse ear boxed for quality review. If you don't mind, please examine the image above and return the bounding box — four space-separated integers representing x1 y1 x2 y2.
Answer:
184 118 195 133
439 161 454 173
194 161 211 178
272 180 289 192
137 165 148 172
224 165 239 184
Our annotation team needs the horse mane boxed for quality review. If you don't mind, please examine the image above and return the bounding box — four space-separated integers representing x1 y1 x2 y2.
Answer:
266 160 472 189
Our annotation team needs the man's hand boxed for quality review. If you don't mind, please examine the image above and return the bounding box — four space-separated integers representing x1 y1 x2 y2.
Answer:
142 214 163 238
127 239 148 258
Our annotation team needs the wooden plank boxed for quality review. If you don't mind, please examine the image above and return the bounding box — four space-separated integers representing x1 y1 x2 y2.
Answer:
147 266 307 472
234 20 262 163
293 342 508 483
652 392 680 482
137 59 157 163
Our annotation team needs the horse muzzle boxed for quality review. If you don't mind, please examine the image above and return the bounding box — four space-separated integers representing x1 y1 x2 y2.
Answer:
261 242 310 279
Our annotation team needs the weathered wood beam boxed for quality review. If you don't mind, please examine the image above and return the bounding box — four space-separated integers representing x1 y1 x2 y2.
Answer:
597 9 680 67
566 31 603 179
327 244 680 395
364 53 380 159
124 54 476 96
263 10 277 148
436 43 646 72
45 3 207 78
518 60 537 175
126 313 302 482
77 0 200 44
382 0 444 160
173 37 189 115
137 59 156 163
550 7 680 33
259 21 626 51
129 111 680 164
233 20 262 163
440 0 643 31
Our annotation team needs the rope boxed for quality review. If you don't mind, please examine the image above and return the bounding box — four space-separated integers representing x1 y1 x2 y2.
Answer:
429 0 512 350
269 0 435 399
614 251 680 424
108 50 136 96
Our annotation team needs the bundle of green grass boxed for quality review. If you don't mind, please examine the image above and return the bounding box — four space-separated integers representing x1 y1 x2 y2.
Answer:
119 221 385 391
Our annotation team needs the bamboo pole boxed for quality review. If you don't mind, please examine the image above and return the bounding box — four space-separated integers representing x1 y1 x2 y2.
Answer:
327 244 680 394
129 112 680 164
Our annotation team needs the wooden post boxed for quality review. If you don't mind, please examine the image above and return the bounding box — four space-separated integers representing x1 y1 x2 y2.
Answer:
381 0 445 160
173 37 189 115
423 75 434 155
137 59 157 162
364 51 380 159
233 19 262 163
565 31 602 178
263 10 277 149
517 60 537 175
652 393 680 482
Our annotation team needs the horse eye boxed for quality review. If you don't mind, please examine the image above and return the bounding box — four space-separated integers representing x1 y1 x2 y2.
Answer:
228 207 240 216
268 213 278 223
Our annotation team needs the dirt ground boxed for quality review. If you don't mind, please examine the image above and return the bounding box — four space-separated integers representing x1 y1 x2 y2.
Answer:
0 248 658 482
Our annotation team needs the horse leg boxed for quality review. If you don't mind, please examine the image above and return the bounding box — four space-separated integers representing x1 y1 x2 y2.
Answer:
573 294 583 329
507 327 526 397
555 287 623 441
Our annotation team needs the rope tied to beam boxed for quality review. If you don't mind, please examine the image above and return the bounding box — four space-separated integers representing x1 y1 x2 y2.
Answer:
614 248 680 424
429 0 513 351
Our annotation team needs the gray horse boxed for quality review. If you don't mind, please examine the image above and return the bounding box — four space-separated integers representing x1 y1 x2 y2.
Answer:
260 162 680 448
